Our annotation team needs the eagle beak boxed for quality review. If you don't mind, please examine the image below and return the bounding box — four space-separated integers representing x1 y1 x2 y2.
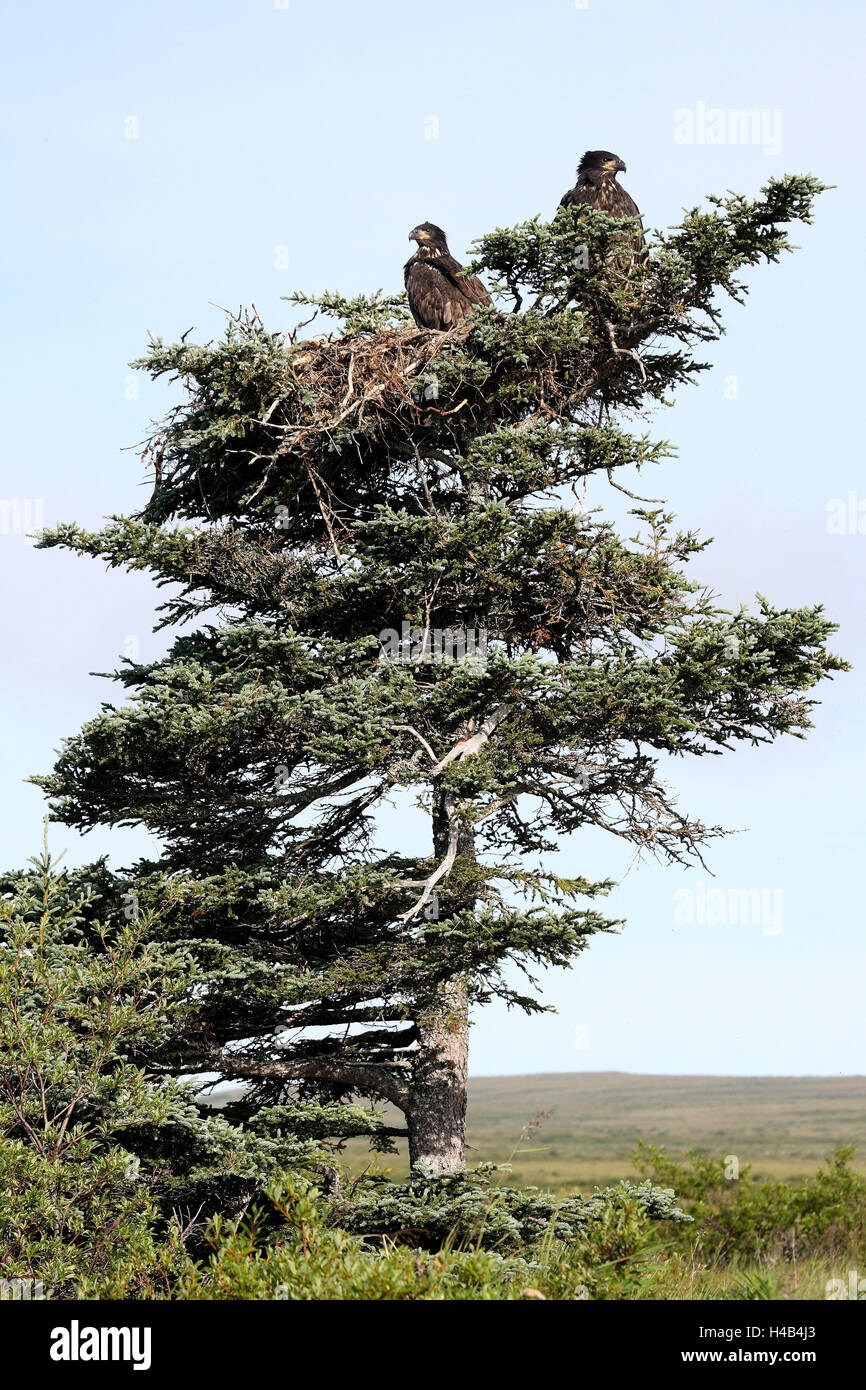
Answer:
616 160 627 173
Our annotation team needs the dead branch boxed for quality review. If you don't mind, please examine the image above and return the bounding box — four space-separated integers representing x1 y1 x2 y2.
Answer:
603 317 647 381
396 805 461 923
389 724 440 766
431 703 511 774
606 467 665 503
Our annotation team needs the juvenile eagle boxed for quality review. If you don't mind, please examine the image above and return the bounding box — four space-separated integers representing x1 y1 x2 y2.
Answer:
559 150 646 258
404 223 491 330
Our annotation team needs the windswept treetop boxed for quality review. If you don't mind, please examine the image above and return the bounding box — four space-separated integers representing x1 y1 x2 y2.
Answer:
97 174 824 533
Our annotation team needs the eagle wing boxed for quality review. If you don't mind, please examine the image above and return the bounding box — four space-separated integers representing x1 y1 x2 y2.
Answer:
437 253 491 309
559 184 585 209
405 254 491 330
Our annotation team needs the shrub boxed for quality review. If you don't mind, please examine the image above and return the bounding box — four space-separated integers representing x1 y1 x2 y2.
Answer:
633 1143 866 1263
174 1173 687 1301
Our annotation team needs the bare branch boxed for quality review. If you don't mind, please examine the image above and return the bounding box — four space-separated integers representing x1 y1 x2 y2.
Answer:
218 1054 411 1112
389 724 439 766
606 466 665 503
396 802 460 922
431 703 511 774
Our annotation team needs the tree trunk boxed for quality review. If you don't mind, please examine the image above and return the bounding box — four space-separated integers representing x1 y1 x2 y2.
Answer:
406 792 472 1174
407 972 469 1173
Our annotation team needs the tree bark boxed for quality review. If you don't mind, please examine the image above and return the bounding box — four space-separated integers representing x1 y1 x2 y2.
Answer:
405 791 472 1173
406 972 469 1173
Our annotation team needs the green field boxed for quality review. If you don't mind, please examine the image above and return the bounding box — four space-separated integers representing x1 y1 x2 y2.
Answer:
342 1072 866 1191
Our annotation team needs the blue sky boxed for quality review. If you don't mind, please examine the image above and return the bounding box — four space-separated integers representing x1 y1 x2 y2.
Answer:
2 0 864 1077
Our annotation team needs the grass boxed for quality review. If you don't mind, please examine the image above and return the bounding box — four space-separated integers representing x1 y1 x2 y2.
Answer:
605 1251 851 1301
198 1072 866 1299
338 1072 866 1190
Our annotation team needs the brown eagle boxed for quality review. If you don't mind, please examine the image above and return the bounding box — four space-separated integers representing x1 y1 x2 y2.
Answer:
559 150 645 259
404 223 491 330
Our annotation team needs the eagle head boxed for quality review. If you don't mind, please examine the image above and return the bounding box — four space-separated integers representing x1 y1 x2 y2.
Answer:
578 150 627 177
409 222 449 250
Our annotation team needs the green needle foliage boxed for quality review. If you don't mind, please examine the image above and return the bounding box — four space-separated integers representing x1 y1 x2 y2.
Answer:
0 839 188 1295
0 839 361 1293
33 175 845 1171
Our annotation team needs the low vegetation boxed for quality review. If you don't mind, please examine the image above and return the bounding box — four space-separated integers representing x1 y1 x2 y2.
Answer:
2 848 863 1300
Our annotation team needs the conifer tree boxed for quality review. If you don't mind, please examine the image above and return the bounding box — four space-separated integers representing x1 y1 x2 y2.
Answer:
36 175 843 1173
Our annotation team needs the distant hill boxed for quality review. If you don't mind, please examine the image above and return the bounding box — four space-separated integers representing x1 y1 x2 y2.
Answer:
337 1072 866 1190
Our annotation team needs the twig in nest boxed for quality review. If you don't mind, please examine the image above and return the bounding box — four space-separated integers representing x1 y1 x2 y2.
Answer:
421 397 470 419
289 311 318 343
338 352 356 410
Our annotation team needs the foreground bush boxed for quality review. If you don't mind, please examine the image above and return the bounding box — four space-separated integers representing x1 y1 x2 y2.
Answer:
333 1163 689 1252
0 846 328 1295
173 1174 686 1301
634 1143 866 1264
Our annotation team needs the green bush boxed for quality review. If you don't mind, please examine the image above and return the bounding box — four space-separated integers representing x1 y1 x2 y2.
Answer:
0 1139 185 1298
633 1143 866 1263
173 1173 684 1301
0 841 322 1295
173 1179 526 1300
333 1163 689 1253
